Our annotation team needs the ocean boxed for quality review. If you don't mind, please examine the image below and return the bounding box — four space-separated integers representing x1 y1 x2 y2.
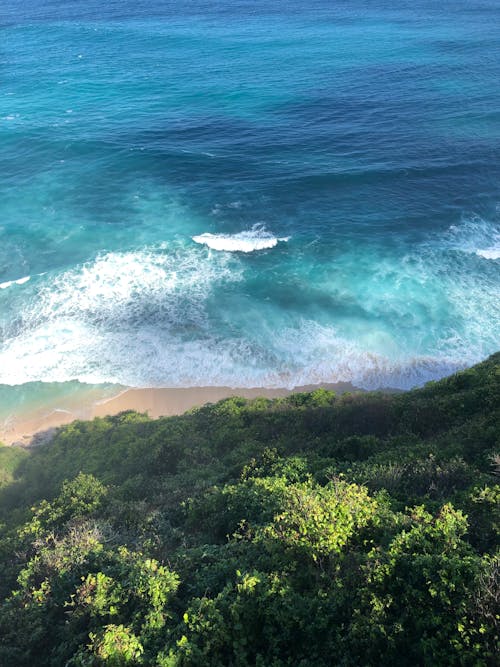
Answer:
1 0 499 416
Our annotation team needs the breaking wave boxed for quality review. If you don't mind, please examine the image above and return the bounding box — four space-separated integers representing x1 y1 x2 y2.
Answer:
193 226 290 253
0 216 498 391
444 214 500 260
0 275 30 290
476 246 500 260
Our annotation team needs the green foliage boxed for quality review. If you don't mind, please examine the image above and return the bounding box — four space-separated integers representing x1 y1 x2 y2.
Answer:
349 504 485 664
263 480 377 562
87 624 144 665
0 444 27 488
0 353 498 665
24 472 108 536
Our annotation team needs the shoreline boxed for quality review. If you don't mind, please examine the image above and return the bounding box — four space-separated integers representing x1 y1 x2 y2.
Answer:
1 381 361 447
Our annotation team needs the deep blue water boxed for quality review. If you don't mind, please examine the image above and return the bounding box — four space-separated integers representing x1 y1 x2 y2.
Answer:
0 0 499 399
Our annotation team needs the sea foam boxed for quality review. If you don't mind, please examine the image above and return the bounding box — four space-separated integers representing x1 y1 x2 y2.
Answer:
0 244 243 386
0 221 498 390
445 216 500 260
193 226 289 253
476 246 500 260
0 275 30 290
0 314 474 390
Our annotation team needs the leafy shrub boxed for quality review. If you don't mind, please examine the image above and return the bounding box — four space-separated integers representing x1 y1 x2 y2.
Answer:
0 353 498 665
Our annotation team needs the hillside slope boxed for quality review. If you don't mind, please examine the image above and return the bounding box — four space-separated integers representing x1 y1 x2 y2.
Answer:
0 354 498 666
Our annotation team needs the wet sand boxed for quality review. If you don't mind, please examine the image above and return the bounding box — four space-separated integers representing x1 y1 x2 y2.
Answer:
1 381 359 447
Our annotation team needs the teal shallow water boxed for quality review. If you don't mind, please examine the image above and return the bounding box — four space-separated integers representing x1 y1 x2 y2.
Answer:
0 0 499 398
0 381 121 427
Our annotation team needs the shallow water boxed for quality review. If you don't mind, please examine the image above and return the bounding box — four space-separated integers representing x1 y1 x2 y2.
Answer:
1 0 499 395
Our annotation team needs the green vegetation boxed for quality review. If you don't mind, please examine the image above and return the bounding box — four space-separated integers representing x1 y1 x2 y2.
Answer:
0 354 498 666
0 444 28 489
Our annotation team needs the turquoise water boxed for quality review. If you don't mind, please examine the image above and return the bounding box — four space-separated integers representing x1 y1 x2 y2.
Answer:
1 0 499 397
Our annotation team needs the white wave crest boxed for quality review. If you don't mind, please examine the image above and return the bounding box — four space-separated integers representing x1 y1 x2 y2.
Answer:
0 312 481 390
263 321 476 391
476 246 500 260
445 215 500 260
0 275 30 290
0 244 243 385
193 226 290 253
23 245 241 326
0 218 497 391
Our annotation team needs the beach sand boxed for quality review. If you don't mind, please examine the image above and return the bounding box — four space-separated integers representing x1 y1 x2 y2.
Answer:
1 382 359 447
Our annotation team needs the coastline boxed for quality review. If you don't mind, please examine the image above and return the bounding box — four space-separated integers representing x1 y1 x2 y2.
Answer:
0 381 360 447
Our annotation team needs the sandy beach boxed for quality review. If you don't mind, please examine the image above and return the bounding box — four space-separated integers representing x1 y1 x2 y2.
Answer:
0 381 359 447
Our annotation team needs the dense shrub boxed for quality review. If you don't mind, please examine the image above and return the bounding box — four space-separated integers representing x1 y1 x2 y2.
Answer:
0 353 498 665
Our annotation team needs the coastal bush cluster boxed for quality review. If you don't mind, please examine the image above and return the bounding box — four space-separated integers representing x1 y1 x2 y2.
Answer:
0 354 498 665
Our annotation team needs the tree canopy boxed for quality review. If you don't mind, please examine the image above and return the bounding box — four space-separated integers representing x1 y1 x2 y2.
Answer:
0 353 498 665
